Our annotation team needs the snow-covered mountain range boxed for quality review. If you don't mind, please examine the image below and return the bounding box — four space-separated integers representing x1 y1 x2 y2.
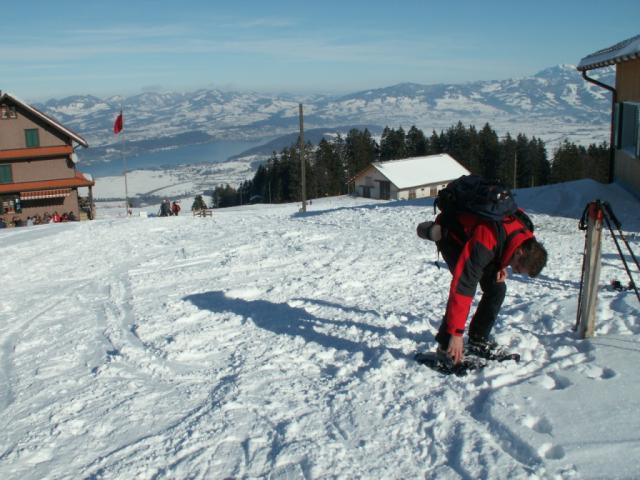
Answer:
37 64 614 163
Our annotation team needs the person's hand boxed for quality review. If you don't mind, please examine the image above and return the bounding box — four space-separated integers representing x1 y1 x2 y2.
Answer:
447 335 464 364
496 268 507 283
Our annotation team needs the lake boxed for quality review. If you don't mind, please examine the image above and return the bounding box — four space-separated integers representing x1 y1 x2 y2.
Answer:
79 139 268 177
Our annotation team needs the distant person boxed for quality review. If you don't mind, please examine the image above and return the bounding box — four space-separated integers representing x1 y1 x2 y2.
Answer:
26 216 34 227
159 200 171 217
171 201 181 216
0 217 6 228
52 211 62 223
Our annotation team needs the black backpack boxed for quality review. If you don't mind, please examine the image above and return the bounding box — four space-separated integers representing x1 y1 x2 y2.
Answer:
434 175 534 262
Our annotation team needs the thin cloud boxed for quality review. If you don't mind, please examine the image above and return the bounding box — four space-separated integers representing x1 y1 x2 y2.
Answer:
224 17 296 29
1 23 493 84
70 24 193 38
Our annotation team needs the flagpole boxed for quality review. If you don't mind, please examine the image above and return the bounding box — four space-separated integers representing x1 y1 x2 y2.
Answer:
120 105 129 216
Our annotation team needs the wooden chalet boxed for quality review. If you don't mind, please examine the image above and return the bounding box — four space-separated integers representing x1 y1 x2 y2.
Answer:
0 91 94 225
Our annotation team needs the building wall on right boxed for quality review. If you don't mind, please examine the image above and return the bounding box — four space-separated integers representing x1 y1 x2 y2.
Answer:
614 58 640 198
615 150 640 195
616 58 640 102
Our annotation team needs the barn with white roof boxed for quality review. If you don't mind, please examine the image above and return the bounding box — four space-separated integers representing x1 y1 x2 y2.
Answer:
352 153 470 200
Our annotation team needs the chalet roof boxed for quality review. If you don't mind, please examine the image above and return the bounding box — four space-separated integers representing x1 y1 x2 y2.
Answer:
0 92 89 148
371 154 470 189
577 34 640 71
0 171 94 195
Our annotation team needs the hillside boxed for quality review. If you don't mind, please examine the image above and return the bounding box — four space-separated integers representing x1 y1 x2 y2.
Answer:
35 65 614 166
1 180 639 479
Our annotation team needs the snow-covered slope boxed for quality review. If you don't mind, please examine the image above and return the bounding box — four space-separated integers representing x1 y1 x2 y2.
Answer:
1 180 638 479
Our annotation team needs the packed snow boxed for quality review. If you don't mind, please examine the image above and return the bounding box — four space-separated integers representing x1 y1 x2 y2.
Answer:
1 179 639 479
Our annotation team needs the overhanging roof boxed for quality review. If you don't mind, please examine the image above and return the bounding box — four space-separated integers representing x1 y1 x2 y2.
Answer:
0 145 74 162
578 34 640 71
0 172 94 195
21 189 71 200
370 154 471 190
0 92 89 148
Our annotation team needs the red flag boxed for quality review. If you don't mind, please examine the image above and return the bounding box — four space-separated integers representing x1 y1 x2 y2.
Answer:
113 111 124 134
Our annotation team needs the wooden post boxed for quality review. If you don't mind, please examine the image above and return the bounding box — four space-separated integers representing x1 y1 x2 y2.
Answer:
299 103 307 213
578 202 604 338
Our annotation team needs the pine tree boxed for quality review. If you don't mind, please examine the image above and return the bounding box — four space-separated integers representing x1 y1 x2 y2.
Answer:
514 134 530 189
531 138 551 187
191 194 208 210
345 128 378 180
586 142 610 183
331 134 348 194
314 138 345 197
429 130 443 154
380 127 407 160
498 134 516 186
251 164 268 201
477 123 499 179
406 126 428 157
551 140 583 183
441 122 479 173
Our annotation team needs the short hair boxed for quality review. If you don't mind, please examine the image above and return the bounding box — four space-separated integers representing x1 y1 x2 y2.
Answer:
519 238 547 277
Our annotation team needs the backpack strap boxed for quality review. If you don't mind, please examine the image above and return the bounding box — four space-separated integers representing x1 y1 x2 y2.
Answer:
493 221 507 270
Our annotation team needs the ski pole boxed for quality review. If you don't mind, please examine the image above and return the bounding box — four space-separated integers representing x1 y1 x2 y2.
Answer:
602 202 640 272
601 208 640 304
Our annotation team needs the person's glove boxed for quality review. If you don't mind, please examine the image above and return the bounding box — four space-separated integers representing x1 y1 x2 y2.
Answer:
417 221 441 241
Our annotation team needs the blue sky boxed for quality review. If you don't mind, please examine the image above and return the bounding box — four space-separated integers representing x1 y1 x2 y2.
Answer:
2 0 638 101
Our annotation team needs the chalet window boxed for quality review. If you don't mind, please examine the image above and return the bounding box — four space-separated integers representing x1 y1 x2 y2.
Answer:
0 104 17 119
25 129 40 148
0 196 20 214
615 102 640 158
0 164 12 184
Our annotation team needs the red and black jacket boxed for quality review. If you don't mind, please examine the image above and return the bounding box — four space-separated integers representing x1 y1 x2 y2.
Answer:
437 211 534 337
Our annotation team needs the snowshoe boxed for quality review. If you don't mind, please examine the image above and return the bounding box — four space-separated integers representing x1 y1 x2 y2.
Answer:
466 337 520 363
414 349 487 376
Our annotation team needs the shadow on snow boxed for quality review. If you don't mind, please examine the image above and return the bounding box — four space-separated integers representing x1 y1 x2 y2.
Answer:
184 291 431 364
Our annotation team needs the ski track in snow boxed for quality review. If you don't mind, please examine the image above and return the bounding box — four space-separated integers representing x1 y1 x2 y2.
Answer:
1 183 639 479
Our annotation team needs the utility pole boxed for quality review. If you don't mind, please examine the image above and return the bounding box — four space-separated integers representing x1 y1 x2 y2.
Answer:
299 103 307 213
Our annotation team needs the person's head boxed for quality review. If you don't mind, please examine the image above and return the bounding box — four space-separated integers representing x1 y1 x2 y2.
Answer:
509 238 547 277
